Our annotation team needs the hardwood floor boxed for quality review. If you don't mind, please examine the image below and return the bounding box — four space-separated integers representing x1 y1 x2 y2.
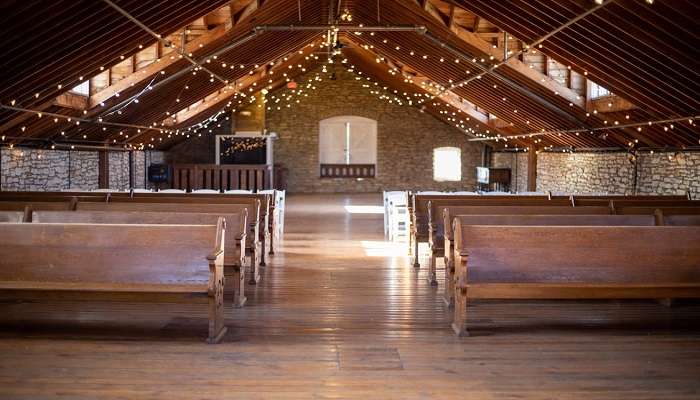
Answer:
1 193 699 399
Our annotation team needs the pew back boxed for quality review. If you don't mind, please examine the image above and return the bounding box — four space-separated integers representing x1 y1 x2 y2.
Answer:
415 197 573 239
454 225 700 284
32 210 247 266
76 201 258 241
618 206 700 216
0 211 23 222
441 206 611 240
0 222 220 290
663 215 700 226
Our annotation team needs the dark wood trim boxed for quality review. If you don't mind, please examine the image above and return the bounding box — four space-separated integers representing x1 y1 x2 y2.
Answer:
98 150 109 189
527 145 537 192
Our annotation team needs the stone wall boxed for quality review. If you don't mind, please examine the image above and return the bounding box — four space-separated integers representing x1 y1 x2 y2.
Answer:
267 66 483 193
0 148 98 191
535 151 699 197
1 148 164 191
637 152 700 196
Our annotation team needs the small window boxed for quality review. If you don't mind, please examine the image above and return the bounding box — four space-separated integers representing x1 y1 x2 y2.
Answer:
71 80 90 97
433 147 461 182
589 81 610 99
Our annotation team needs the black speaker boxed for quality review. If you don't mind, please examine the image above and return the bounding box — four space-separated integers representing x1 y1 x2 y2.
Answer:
148 164 169 184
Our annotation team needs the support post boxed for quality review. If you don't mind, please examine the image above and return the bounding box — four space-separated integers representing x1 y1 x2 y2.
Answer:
128 150 134 189
98 150 109 189
527 145 537 192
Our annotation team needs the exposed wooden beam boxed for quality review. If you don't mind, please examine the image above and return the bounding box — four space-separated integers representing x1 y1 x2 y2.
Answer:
53 92 88 110
234 0 259 25
433 15 585 108
159 45 312 129
88 24 231 109
161 71 266 127
89 0 258 110
346 37 522 143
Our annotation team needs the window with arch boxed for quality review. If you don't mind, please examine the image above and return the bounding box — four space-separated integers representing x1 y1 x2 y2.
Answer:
319 116 377 165
433 147 461 182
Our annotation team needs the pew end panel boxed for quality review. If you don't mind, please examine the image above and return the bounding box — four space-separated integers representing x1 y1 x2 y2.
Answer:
206 217 227 344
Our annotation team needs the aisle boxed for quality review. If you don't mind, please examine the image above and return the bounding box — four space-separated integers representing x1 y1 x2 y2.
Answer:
0 194 699 399
235 193 449 342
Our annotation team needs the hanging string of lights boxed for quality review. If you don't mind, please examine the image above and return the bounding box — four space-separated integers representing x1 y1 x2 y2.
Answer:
1 0 691 154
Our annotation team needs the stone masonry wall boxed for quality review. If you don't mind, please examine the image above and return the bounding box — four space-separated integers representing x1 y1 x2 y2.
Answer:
637 152 700 196
266 66 484 193
1 148 164 191
536 151 700 197
0 148 98 191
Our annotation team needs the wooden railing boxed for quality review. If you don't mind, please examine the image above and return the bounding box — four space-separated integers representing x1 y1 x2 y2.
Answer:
320 164 376 179
172 164 273 191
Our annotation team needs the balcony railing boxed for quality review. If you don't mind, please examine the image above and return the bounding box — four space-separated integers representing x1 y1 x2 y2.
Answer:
172 164 273 191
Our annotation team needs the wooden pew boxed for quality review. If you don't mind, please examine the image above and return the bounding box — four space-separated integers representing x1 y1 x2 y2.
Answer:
0 201 77 222
435 205 613 286
0 191 276 277
0 219 228 343
663 215 700 225
0 191 278 264
33 210 249 308
409 194 570 268
75 201 264 285
442 214 657 307
109 192 274 266
576 199 700 210
451 225 700 336
0 211 23 222
616 206 700 216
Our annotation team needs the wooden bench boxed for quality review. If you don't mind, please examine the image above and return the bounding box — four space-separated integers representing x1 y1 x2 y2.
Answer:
0 201 77 222
75 201 264 285
409 194 570 267
617 206 700 215
443 214 658 307
109 192 273 267
0 219 228 343
0 190 278 265
33 210 249 307
451 224 700 336
435 205 613 285
0 211 24 222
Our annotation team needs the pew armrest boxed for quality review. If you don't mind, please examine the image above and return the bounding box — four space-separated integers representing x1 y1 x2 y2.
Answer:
207 217 226 261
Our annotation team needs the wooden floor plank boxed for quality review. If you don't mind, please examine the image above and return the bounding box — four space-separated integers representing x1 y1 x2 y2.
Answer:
0 193 699 399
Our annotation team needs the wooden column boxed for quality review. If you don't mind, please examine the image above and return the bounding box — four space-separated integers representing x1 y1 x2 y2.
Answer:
527 145 537 192
98 150 109 189
128 151 134 189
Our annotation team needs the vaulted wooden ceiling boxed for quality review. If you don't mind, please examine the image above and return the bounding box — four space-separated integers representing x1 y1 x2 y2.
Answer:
0 0 698 152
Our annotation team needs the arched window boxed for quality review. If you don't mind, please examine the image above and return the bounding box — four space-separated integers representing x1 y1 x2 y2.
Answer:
433 147 461 181
319 116 377 165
